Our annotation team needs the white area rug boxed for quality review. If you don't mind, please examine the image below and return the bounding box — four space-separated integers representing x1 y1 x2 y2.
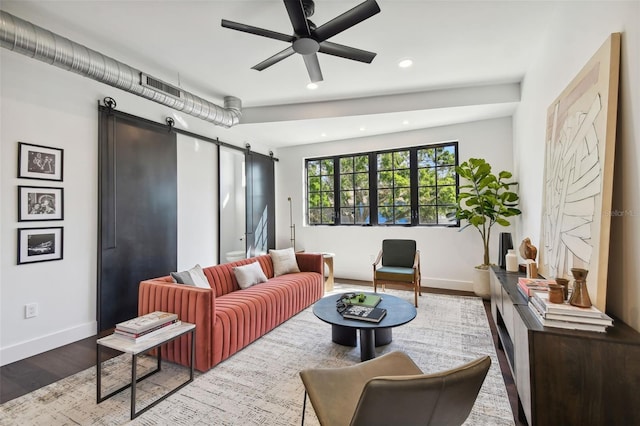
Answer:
0 286 514 425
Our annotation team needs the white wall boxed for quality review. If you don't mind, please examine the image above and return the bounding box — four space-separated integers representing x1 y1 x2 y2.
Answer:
275 117 516 291
0 49 247 365
514 1 640 330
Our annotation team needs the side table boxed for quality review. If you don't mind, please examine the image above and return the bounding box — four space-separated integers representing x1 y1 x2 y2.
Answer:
96 322 195 419
322 252 335 292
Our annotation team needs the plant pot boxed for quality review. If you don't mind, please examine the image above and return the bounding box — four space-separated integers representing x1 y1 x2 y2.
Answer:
472 267 491 300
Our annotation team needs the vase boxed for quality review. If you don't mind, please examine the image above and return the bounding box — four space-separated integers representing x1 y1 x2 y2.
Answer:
498 232 513 269
569 268 592 308
555 277 569 301
505 249 518 272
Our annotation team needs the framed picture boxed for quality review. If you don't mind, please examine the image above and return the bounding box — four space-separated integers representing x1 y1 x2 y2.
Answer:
538 33 621 311
17 227 64 264
18 142 63 181
18 186 64 221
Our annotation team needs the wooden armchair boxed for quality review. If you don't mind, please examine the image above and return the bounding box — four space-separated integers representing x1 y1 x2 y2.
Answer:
373 239 421 307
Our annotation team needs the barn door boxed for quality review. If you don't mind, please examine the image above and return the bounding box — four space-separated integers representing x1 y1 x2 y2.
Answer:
98 107 177 331
245 152 275 256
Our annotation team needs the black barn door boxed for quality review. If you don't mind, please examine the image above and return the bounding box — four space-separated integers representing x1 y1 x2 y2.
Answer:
245 152 275 256
98 108 177 331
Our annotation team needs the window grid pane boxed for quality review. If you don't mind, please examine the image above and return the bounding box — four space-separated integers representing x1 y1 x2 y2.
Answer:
377 150 411 225
339 155 370 224
417 144 457 225
307 158 335 225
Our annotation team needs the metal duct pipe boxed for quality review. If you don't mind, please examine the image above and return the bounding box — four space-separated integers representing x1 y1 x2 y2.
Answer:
0 10 241 128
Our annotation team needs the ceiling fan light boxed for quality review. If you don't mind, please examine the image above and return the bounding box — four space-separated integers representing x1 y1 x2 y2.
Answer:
398 58 413 68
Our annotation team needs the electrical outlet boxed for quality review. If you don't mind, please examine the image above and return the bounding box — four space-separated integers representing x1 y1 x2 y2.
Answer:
25 303 38 318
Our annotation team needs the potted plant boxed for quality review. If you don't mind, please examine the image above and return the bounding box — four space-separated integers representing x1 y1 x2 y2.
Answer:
455 158 521 298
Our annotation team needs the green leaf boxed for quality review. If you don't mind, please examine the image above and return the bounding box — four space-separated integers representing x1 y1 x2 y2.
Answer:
496 218 510 226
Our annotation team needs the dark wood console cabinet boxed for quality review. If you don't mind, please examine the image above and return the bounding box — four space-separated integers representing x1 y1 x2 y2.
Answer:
490 266 640 426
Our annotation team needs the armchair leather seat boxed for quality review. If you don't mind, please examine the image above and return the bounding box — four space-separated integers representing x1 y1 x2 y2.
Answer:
300 351 491 426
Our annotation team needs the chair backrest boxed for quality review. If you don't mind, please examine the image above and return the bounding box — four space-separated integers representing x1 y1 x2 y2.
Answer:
381 239 416 268
350 356 491 426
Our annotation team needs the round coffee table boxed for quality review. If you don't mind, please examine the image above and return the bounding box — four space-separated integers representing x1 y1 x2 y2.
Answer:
312 292 417 361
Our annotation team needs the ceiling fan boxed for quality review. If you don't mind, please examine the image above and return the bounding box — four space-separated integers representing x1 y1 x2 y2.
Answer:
221 0 381 83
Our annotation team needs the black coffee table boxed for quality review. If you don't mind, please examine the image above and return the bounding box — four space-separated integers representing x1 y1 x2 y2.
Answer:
312 292 417 361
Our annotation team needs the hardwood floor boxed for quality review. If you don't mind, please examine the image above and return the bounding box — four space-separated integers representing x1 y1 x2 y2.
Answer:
0 283 526 425
0 333 119 405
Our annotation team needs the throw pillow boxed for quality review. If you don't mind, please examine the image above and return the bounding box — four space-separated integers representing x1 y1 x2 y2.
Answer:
171 270 195 285
269 247 300 277
171 264 210 288
233 262 268 289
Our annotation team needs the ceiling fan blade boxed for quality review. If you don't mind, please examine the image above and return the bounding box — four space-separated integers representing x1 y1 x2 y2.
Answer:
252 46 296 71
221 19 294 43
283 0 311 36
313 0 381 42
319 41 376 63
303 53 323 82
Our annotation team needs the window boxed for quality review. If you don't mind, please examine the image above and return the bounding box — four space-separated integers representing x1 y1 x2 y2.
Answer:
339 155 370 224
377 150 411 224
306 142 458 226
307 158 335 225
417 145 457 225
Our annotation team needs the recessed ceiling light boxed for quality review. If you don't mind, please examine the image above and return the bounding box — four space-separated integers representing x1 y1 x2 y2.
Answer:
398 58 413 68
321 132 327 137
402 119 409 125
307 82 318 90
360 126 366 131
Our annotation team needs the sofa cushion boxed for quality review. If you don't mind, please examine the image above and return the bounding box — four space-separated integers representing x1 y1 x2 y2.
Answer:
269 247 300 277
234 262 268 289
171 264 210 288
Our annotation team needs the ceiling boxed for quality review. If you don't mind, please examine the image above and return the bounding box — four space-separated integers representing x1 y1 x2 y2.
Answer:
1 1 558 148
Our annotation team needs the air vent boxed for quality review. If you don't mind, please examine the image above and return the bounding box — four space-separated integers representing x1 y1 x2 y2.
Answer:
140 73 182 99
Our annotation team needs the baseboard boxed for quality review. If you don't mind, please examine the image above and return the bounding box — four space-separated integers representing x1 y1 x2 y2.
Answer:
426 277 473 293
0 321 96 366
335 277 474 294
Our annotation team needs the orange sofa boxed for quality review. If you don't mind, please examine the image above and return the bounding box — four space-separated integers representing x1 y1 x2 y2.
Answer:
138 253 324 372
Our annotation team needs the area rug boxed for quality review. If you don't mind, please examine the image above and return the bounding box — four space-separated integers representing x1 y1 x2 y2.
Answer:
0 286 514 425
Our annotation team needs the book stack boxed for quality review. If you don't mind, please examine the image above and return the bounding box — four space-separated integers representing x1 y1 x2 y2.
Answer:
115 311 180 342
528 290 613 333
517 277 555 298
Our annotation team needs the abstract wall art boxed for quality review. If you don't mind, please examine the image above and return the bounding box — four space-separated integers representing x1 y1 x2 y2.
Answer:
539 33 621 311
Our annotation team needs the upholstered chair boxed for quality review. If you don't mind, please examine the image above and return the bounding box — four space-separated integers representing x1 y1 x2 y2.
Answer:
300 351 491 426
373 239 421 307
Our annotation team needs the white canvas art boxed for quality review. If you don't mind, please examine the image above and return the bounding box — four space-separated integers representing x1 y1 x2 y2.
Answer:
539 33 621 311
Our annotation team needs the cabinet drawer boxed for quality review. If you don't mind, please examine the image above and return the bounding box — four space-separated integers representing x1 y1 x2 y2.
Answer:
501 286 515 337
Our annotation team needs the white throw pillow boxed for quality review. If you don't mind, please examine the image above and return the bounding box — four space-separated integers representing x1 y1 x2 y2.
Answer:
233 262 268 289
187 264 210 288
269 247 300 277
171 264 210 288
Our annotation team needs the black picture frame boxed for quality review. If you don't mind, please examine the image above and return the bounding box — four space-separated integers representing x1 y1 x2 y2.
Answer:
18 142 64 181
17 227 64 264
18 186 64 221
